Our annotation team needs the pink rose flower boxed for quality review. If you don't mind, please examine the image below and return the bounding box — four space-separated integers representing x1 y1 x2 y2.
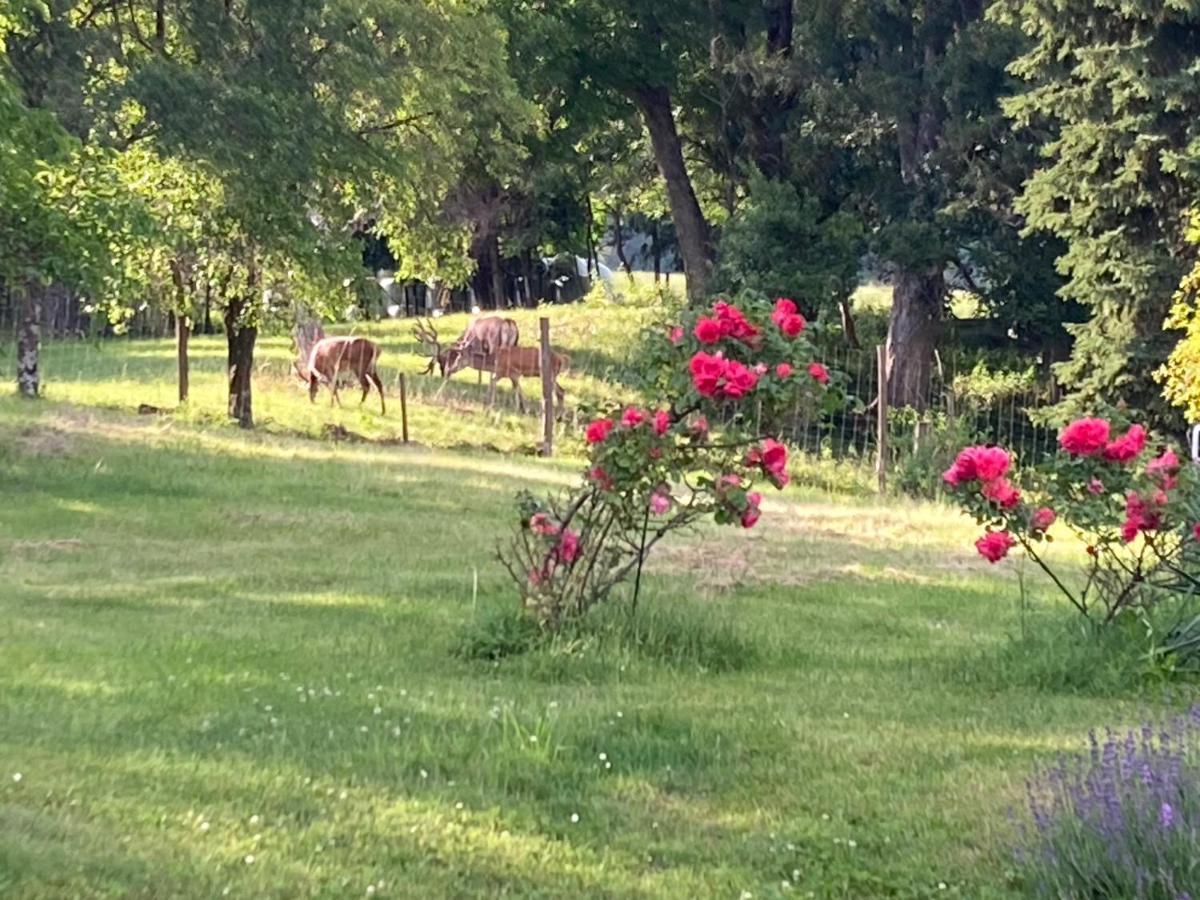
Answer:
1102 425 1146 463
976 531 1015 563
1030 507 1056 532
621 407 647 429
741 492 762 529
1059 418 1111 457
586 418 615 444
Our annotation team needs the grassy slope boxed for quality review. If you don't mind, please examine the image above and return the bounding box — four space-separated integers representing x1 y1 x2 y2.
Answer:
0 381 1164 899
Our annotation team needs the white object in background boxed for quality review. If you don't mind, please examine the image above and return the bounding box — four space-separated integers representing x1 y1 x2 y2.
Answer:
386 304 401 318
1190 424 1200 463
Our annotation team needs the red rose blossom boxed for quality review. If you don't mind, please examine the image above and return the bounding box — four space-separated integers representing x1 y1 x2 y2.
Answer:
943 446 1010 486
653 410 671 436
694 317 723 344
976 531 1015 563
775 362 793 378
530 513 559 536
982 477 1021 510
741 492 763 529
669 326 684 345
689 351 725 397
1031 507 1056 532
1059 418 1111 457
722 360 760 398
555 529 581 564
808 362 829 385
1147 449 1181 485
1102 425 1146 463
621 407 648 429
586 418 615 444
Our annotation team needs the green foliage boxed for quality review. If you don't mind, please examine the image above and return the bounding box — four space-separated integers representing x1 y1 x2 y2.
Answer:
715 175 863 319
996 0 1200 424
1160 220 1200 423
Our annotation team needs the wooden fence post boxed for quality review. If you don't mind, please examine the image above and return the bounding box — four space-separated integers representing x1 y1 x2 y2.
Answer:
876 344 888 493
399 373 410 444
539 316 554 457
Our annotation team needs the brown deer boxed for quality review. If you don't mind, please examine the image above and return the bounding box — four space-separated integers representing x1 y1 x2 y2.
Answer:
303 336 386 415
485 345 570 414
444 316 520 377
412 316 520 379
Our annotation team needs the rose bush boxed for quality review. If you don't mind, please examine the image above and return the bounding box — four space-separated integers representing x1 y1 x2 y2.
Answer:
946 416 1200 623
500 297 840 629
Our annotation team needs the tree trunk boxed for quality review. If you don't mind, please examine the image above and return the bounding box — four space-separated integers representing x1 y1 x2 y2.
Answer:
612 209 634 278
224 299 255 428
585 194 598 279
633 85 713 305
177 314 190 403
886 269 943 409
488 233 505 309
16 284 40 398
652 220 662 283
839 297 860 349
522 250 536 307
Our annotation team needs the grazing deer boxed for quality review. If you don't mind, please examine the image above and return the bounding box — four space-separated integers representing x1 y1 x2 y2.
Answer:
303 336 386 415
413 316 520 379
485 345 570 414
443 316 520 377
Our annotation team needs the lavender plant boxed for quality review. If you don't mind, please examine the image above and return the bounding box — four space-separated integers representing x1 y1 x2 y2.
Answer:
1016 707 1200 898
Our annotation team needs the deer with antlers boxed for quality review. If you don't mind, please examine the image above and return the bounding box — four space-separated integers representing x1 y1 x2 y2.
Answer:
413 315 520 379
298 335 386 415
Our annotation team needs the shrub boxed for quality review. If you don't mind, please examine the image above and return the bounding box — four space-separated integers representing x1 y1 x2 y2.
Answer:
1016 707 1200 899
945 416 1200 624
499 296 841 631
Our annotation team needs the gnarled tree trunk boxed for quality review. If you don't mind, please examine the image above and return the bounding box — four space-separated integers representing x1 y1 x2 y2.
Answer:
886 268 943 409
224 298 256 428
634 85 713 305
17 284 40 398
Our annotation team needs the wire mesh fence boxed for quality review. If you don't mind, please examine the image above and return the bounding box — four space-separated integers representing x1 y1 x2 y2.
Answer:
776 343 1062 481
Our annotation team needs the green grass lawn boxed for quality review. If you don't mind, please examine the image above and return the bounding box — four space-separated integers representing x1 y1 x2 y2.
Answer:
0 324 1174 899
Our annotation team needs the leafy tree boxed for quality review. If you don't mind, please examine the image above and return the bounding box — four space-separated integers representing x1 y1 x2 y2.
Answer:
716 174 864 344
6 0 528 424
997 0 1200 424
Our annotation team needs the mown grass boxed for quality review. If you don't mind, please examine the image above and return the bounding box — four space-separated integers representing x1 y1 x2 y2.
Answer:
1 301 1184 898
0 364 1182 900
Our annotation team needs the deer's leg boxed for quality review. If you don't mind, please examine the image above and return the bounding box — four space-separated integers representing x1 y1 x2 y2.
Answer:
370 372 386 415
359 374 371 405
512 377 525 414
487 371 499 407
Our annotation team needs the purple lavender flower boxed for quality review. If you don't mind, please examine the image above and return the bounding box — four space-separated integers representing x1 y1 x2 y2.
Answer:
1161 801 1175 829
1015 705 1200 898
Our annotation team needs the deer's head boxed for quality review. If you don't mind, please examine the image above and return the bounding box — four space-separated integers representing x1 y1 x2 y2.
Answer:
412 318 446 377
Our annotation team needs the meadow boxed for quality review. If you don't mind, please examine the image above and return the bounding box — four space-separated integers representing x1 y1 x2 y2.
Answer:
0 298 1177 898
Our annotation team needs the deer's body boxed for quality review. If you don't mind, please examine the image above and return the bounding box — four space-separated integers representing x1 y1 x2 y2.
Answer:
485 346 570 413
305 336 386 415
442 316 520 378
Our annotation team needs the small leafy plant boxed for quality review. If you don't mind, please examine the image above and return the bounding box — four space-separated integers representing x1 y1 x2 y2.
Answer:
499 297 841 630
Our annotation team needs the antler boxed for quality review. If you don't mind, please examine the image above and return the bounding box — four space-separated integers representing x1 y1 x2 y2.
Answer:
411 318 441 375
